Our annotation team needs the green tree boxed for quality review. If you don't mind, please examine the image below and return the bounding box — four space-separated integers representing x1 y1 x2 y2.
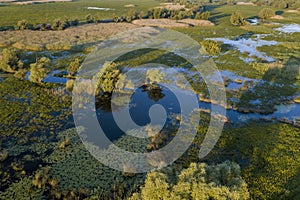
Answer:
14 69 28 79
29 57 50 83
94 62 120 94
86 14 95 23
16 20 28 30
0 48 23 73
71 18 79 26
51 19 67 30
230 11 247 26
195 11 211 20
153 8 162 19
259 8 275 20
146 69 165 86
129 161 250 200
128 9 137 20
67 58 82 76
200 40 221 56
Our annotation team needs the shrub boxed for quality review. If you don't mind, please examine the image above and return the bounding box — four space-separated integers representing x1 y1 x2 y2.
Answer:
129 161 250 200
195 11 211 20
146 69 165 85
86 14 95 23
16 20 28 30
29 57 51 83
67 57 82 76
51 19 67 30
94 62 120 94
128 9 138 20
0 48 23 73
66 79 75 92
200 40 221 56
230 11 247 26
259 8 275 20
71 18 79 26
14 69 28 79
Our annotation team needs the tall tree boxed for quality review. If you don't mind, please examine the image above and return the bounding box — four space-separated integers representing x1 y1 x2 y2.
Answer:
259 8 275 20
230 11 247 26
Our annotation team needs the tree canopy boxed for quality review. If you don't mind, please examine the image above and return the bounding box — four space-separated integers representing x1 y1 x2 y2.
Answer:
258 8 276 20
230 11 247 26
129 161 250 200
0 48 23 73
29 57 51 83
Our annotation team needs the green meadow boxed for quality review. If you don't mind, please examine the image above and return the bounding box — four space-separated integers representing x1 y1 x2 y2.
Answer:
0 0 159 26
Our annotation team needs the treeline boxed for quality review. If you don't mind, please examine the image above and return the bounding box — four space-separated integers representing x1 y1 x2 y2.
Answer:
162 0 300 9
113 8 210 23
15 18 79 31
251 0 300 9
0 48 82 83
112 1 211 23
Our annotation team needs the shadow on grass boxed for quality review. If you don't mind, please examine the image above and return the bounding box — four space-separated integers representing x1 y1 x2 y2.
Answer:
209 12 231 25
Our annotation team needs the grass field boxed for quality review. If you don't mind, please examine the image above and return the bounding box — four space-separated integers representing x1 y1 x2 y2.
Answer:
0 0 159 27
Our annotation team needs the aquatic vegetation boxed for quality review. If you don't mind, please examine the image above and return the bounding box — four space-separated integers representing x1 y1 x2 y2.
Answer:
204 122 300 199
0 78 72 138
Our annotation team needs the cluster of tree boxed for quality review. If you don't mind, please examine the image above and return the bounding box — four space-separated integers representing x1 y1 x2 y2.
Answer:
15 18 79 31
129 161 250 200
147 2 210 20
113 10 140 23
111 0 211 23
230 10 247 26
251 0 300 9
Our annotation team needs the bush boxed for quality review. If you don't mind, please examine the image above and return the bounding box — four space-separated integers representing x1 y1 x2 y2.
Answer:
129 161 250 200
66 79 75 92
14 69 28 79
16 20 29 30
67 57 82 76
0 48 23 73
71 18 79 26
259 8 275 20
29 57 51 83
51 19 68 30
200 40 221 56
86 14 95 23
230 11 247 26
195 11 211 20
94 62 120 94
